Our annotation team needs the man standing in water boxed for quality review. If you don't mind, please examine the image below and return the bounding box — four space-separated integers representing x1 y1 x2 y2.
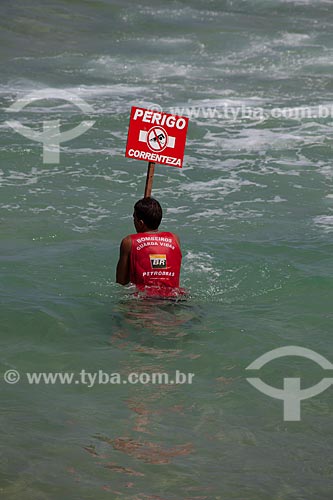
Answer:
116 197 182 295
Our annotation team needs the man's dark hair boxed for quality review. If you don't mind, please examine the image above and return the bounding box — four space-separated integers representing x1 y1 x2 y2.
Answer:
134 197 162 230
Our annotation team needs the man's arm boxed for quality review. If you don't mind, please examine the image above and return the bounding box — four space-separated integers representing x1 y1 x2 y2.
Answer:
116 235 132 285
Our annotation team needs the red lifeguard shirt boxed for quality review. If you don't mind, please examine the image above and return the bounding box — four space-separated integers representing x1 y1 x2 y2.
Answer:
129 231 182 289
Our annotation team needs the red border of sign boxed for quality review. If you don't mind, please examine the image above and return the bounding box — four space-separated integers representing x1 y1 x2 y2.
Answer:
125 106 189 168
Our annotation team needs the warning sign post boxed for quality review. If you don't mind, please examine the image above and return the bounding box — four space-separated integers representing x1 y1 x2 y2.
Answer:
144 161 155 198
125 106 189 196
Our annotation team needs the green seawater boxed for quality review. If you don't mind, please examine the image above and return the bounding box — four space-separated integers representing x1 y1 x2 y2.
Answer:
0 0 333 499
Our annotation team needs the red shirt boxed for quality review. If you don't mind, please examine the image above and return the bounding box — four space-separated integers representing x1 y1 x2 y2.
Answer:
130 231 182 292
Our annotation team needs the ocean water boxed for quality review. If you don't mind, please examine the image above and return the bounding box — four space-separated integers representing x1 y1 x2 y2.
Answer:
1 0 333 499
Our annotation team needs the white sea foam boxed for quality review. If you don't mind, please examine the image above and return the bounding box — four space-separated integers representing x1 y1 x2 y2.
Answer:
183 251 220 278
0 203 21 210
138 5 219 22
29 206 58 213
280 0 332 4
188 208 226 220
0 79 47 95
230 196 287 205
275 33 312 46
166 206 190 214
178 97 267 109
180 175 266 202
87 56 193 80
67 84 148 98
304 54 333 67
313 215 333 232
115 35 205 53
0 81 149 112
210 128 317 151
318 165 333 181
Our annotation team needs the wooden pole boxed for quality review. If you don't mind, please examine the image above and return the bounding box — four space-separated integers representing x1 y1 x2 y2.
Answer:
144 161 155 197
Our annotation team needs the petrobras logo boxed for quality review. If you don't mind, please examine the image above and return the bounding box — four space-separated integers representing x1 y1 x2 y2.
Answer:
149 254 167 269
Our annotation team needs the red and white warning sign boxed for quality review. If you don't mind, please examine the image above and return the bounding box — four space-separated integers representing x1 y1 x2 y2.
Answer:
125 106 189 168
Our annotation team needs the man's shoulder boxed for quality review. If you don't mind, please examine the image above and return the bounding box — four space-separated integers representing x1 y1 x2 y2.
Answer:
158 230 178 237
173 233 181 247
160 231 181 247
126 231 180 247
120 234 133 252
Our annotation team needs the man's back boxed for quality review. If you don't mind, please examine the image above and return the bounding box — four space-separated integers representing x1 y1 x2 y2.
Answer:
116 198 183 296
129 231 182 288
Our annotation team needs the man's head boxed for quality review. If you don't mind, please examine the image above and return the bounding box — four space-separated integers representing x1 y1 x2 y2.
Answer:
133 197 162 232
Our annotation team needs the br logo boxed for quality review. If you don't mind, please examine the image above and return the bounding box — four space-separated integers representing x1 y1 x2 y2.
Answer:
246 346 333 421
149 254 167 269
6 89 95 164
